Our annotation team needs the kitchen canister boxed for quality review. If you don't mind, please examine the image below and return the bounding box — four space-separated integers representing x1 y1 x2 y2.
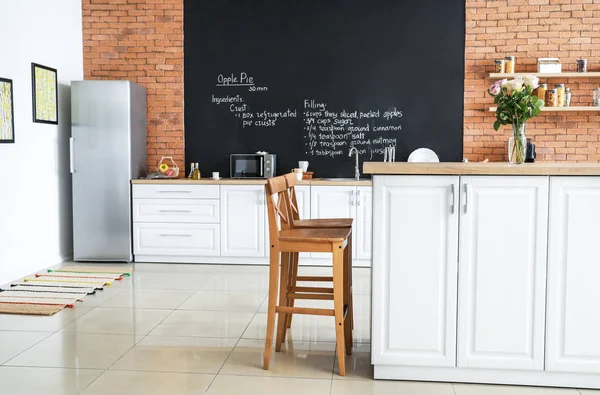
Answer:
554 84 565 107
546 89 558 107
504 56 515 73
494 60 505 73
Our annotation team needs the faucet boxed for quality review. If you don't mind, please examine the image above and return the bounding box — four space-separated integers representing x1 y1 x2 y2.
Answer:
349 147 360 180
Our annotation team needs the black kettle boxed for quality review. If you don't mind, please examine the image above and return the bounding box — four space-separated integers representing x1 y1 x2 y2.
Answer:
525 138 536 163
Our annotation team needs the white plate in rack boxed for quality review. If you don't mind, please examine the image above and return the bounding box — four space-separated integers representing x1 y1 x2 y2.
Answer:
407 148 440 163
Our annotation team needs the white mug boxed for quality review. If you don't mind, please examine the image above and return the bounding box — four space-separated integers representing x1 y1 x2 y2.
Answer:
292 168 302 174
295 172 303 181
212 172 220 179
298 161 309 172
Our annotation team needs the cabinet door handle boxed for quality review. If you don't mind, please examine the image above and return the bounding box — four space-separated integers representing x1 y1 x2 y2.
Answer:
357 190 361 207
158 190 192 194
159 233 192 237
450 184 455 214
69 137 75 173
158 209 192 213
350 191 355 206
463 183 470 213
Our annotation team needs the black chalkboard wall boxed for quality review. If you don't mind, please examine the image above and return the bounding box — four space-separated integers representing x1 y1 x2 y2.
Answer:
184 1 465 178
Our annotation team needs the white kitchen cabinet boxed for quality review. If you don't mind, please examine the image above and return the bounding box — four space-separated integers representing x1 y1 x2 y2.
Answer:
546 177 600 374
220 185 266 258
133 223 220 256
133 198 219 223
355 186 373 260
372 176 459 367
457 176 549 371
310 186 357 259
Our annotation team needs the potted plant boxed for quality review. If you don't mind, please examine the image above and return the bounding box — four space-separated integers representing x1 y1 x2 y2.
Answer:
488 76 544 164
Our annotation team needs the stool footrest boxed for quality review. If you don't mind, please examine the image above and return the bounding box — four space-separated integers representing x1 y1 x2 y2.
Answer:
296 276 333 282
287 292 334 300
292 286 333 293
276 306 334 316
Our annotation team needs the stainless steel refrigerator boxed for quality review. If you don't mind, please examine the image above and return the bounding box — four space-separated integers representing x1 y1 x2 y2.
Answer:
70 80 147 261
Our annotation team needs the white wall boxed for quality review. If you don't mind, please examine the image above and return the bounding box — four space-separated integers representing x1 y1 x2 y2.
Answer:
0 1 83 285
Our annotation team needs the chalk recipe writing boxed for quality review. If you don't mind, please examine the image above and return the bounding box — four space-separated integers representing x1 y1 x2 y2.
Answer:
303 99 402 159
210 74 403 159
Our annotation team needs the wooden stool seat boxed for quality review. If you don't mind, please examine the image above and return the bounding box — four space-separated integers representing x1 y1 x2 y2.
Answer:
292 218 354 229
279 227 351 243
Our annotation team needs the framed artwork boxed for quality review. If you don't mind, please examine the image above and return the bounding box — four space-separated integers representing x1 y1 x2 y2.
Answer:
0 77 15 143
31 63 58 124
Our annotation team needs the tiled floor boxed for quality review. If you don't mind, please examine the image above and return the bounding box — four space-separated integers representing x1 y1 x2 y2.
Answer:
0 262 596 395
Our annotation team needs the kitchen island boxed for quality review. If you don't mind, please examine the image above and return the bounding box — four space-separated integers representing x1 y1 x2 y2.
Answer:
364 162 600 389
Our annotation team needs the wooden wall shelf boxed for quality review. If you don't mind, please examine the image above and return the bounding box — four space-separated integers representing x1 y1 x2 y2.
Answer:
488 72 600 79
488 106 600 112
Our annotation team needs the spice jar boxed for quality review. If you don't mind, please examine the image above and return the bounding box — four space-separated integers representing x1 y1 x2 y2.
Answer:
546 89 558 107
565 88 572 107
505 56 516 73
577 59 588 73
535 84 547 102
494 60 505 73
555 84 565 107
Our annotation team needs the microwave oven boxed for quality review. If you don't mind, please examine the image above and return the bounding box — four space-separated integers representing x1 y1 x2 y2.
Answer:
230 154 276 178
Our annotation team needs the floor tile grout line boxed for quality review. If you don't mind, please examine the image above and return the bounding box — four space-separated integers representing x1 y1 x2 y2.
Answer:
78 270 211 393
451 382 458 395
204 295 267 393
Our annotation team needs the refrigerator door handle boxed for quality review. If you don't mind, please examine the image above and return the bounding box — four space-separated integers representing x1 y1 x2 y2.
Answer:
69 137 75 173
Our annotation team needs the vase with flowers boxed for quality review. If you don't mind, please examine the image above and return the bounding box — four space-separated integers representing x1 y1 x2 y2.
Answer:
488 76 544 164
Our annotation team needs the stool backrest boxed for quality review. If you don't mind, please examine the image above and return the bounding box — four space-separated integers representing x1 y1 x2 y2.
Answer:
283 173 301 223
265 175 292 247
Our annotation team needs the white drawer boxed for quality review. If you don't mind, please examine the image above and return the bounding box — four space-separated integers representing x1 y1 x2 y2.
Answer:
133 199 219 223
133 184 219 199
133 223 220 256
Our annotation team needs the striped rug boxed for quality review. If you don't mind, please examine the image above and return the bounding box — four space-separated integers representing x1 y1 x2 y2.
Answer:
0 266 131 315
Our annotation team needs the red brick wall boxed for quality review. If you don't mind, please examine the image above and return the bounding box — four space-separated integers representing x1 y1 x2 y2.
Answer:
82 0 184 172
465 0 600 162
82 0 600 167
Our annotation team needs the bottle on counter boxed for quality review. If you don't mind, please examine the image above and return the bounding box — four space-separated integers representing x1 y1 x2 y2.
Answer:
188 163 195 179
193 162 200 180
565 87 572 107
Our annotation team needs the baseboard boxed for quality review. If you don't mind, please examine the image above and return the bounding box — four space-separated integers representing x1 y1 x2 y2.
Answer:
0 254 72 287
134 255 371 267
374 365 600 390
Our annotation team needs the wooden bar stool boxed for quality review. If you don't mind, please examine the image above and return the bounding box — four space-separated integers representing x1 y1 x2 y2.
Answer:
283 173 354 334
264 175 352 376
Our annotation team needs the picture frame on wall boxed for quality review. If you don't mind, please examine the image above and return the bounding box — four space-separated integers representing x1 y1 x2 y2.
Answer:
31 63 58 124
0 77 15 143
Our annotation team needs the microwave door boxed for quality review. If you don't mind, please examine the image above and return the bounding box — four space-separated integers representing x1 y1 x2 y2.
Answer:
260 156 264 177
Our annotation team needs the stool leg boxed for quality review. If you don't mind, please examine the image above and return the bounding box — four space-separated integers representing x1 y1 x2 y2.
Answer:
349 231 354 330
264 246 280 370
276 252 290 351
343 239 353 355
286 252 299 328
332 242 346 376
